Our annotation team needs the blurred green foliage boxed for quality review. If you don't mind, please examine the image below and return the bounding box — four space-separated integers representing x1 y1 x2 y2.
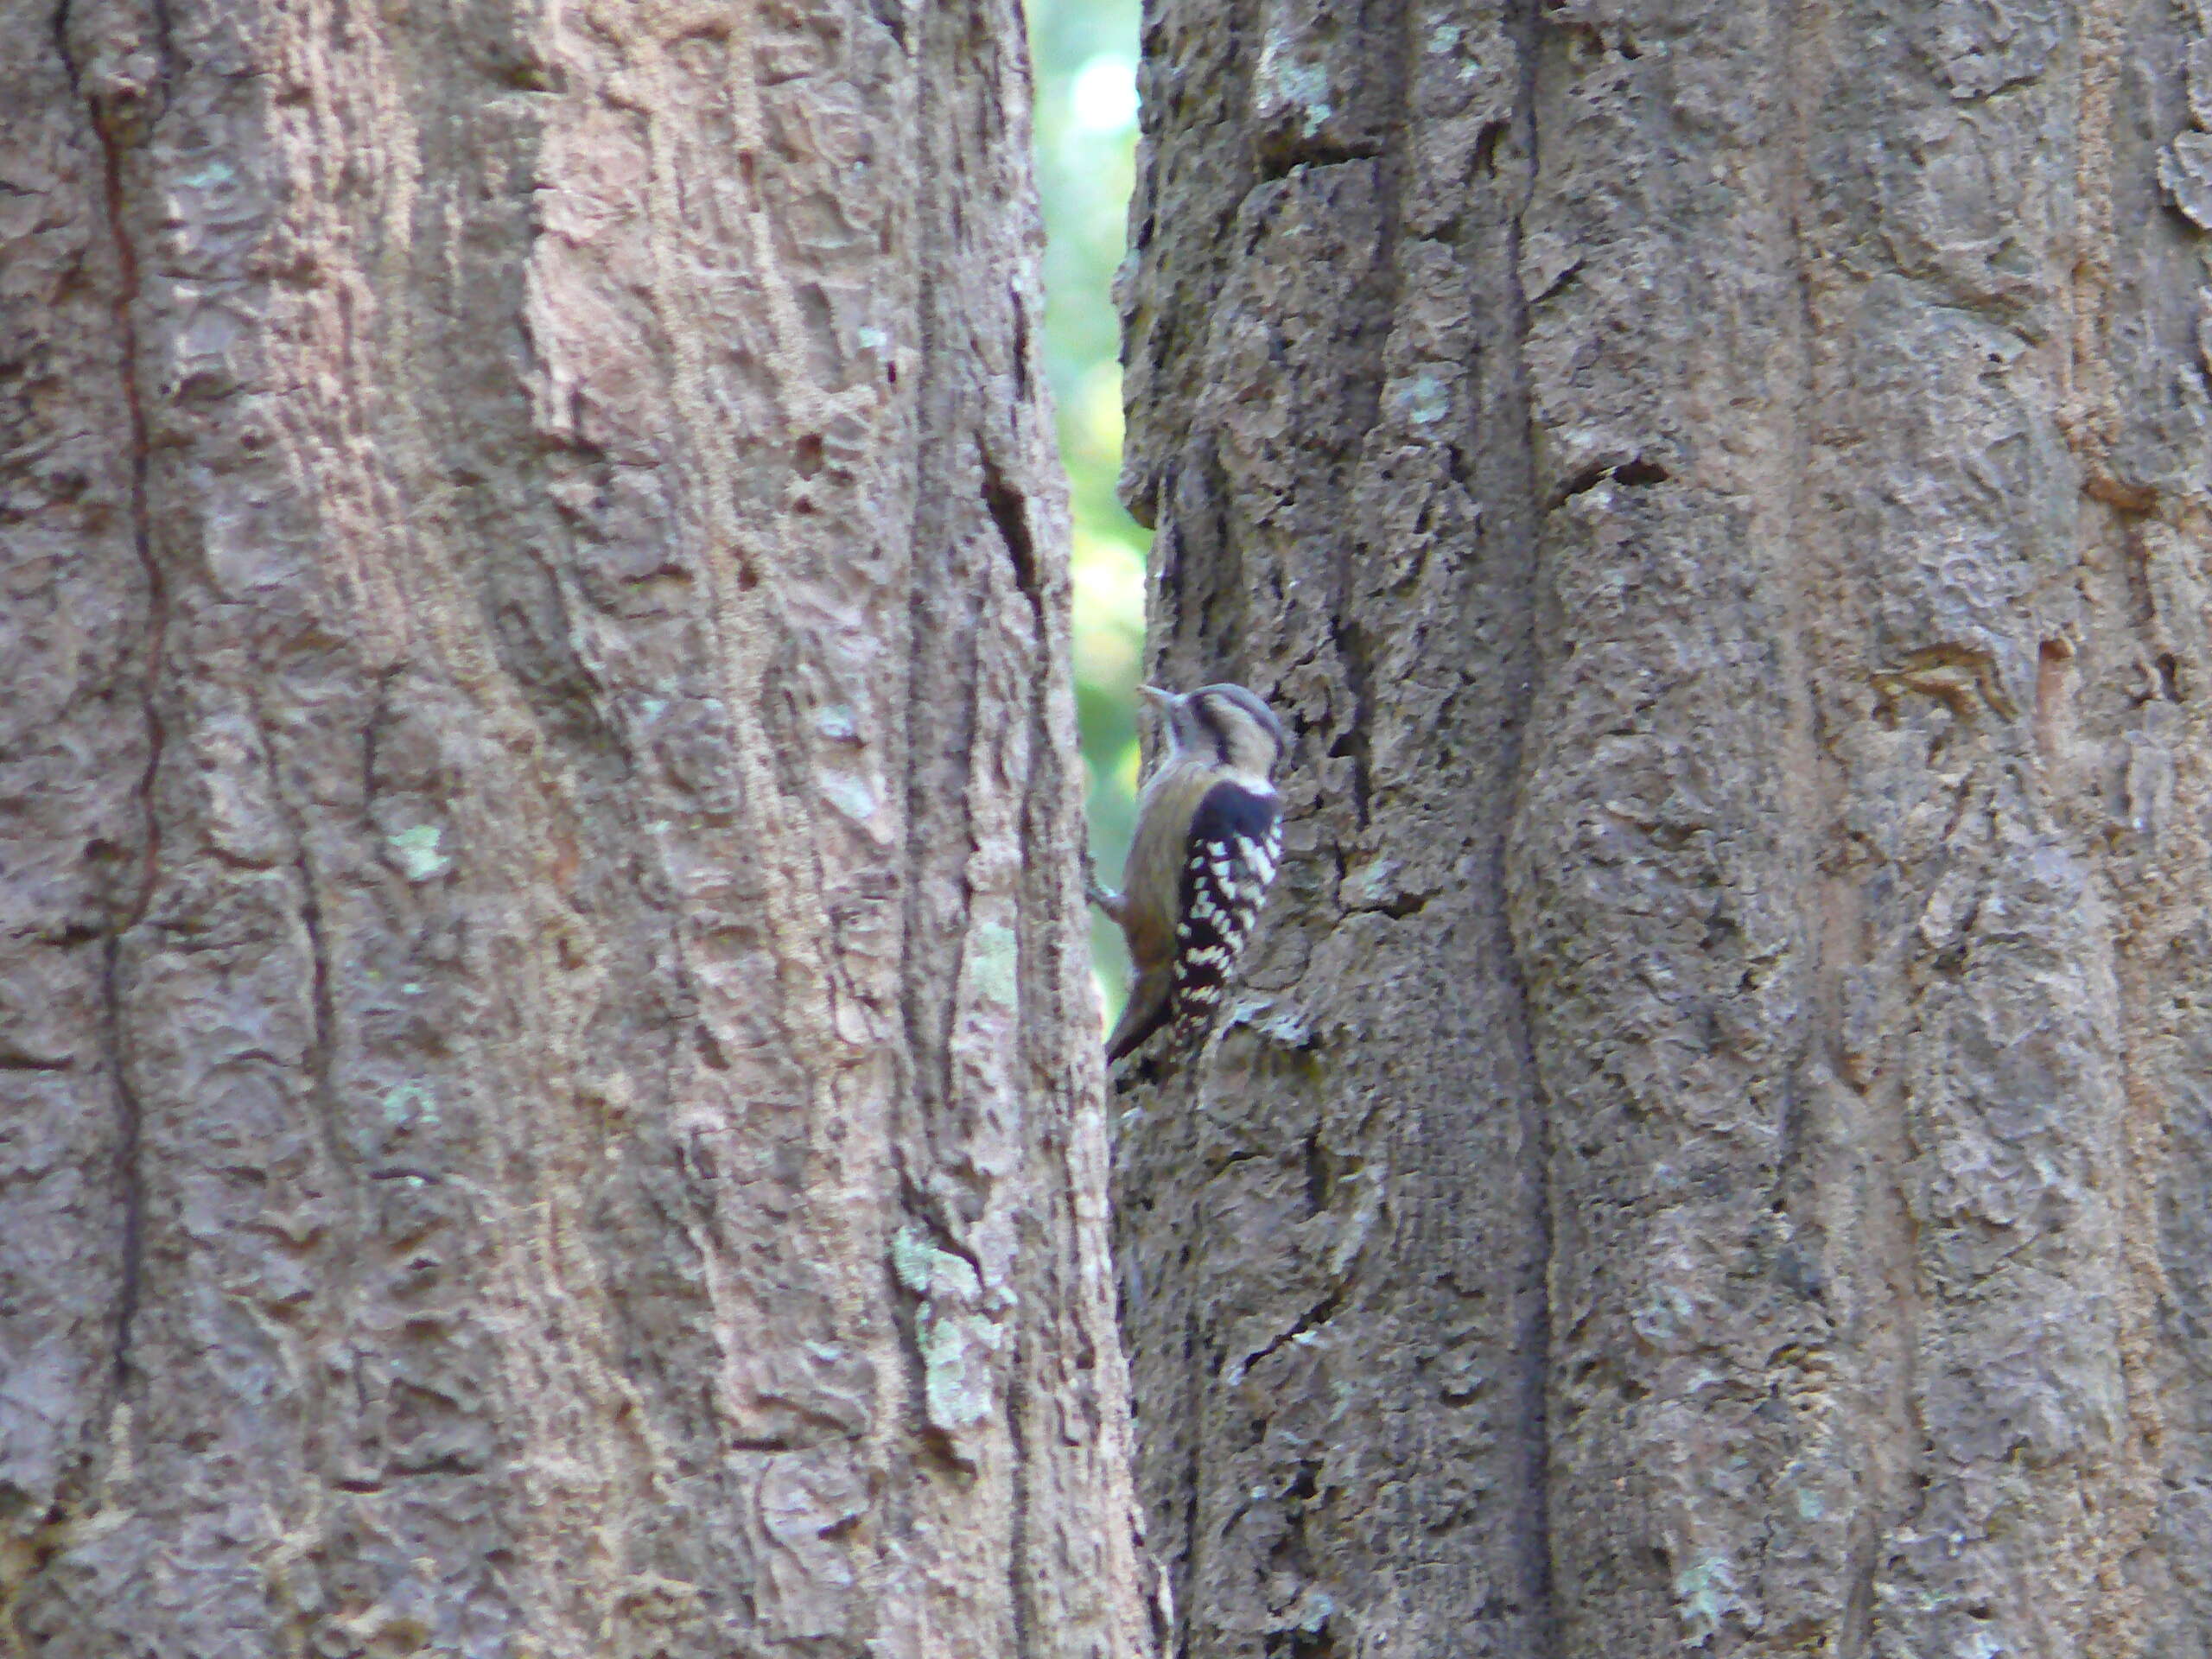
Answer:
1028 0 1147 1018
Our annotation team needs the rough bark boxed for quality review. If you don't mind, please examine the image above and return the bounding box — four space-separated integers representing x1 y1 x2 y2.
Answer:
1114 3 2212 1656
0 2 1152 1655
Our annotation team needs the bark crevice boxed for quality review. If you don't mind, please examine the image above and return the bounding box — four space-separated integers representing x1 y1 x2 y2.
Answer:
74 10 168 1414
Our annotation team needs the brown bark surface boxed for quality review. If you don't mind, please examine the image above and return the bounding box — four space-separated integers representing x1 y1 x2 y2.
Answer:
0 2 1152 1654
1114 3 2212 1656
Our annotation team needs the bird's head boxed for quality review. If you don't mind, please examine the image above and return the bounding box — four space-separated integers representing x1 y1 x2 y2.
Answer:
1140 682 1286 782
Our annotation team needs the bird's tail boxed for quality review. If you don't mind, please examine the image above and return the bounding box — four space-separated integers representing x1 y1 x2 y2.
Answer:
1105 969 1173 1063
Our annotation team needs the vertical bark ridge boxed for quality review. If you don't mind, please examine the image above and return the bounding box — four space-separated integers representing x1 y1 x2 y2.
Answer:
1495 9 1555 1650
0 6 168 1614
2060 3 2212 1649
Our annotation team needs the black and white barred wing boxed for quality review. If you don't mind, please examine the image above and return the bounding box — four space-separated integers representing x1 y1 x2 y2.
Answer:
1170 781 1282 1039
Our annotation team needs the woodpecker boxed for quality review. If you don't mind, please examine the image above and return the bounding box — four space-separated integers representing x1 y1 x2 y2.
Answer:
1093 682 1287 1063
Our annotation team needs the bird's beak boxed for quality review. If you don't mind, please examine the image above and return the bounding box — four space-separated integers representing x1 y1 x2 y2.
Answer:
1137 683 1174 708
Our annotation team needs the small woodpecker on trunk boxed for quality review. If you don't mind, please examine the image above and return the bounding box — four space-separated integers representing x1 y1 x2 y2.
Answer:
1090 683 1286 1062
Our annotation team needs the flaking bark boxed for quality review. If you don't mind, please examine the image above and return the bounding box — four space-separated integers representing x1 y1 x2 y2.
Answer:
0 2 1151 1654
1114 3 2212 1655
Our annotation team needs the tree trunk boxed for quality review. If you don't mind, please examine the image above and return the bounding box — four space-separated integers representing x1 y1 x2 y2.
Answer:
0 3 1153 1654
1114 3 2212 1656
